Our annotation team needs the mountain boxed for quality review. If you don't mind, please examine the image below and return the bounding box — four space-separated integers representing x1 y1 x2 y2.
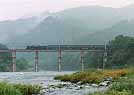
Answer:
6 6 119 45
77 20 134 44
10 15 90 45
0 18 37 42
0 12 50 43
9 5 134 45
55 6 121 31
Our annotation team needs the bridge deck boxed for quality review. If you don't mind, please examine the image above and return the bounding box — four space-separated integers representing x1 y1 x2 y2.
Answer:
0 49 110 52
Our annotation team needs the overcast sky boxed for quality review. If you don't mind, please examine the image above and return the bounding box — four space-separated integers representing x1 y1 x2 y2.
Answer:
0 0 134 21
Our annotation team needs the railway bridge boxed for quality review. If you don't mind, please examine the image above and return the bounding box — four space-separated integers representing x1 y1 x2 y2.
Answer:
0 45 111 72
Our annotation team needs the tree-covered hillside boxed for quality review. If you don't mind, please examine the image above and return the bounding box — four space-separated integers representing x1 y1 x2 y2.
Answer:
84 35 134 69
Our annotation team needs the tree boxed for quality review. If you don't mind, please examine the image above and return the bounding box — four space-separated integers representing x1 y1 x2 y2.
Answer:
16 58 32 71
108 35 134 68
0 44 12 72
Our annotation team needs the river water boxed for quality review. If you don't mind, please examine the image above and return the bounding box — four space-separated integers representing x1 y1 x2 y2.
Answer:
0 71 108 95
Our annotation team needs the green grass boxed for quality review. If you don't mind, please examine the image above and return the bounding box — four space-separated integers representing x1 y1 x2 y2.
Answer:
90 90 133 95
0 82 42 95
89 68 134 95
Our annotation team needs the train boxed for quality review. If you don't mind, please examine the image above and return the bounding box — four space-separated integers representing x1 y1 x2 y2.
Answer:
26 45 111 50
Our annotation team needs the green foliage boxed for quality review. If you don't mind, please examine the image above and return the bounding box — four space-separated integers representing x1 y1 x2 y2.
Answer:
84 52 103 69
0 82 22 95
90 90 133 95
0 44 12 72
88 68 134 95
13 84 42 95
108 35 134 68
111 71 134 93
16 58 32 71
0 82 42 95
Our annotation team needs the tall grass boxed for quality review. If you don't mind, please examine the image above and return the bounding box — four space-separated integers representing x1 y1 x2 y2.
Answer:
0 82 22 95
0 82 42 95
54 68 131 84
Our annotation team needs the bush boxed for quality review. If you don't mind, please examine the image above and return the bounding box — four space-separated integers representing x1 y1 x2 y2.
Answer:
14 84 42 95
88 68 134 95
0 82 22 95
108 90 132 95
111 73 134 93
0 82 42 95
90 90 132 95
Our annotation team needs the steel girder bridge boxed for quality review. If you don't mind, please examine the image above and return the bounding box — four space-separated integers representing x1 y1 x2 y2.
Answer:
0 45 111 72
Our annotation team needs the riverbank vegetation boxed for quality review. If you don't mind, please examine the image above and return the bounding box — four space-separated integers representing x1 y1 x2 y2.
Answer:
54 68 132 84
54 68 134 95
89 68 134 95
0 82 42 95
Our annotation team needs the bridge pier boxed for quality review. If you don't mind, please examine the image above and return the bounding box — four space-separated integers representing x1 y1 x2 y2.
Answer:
103 43 108 69
103 51 107 69
58 50 62 72
80 51 84 71
12 50 16 72
35 50 39 72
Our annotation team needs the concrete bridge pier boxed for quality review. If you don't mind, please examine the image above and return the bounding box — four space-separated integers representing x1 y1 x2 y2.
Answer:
103 43 108 69
12 50 16 72
58 50 62 72
103 51 107 69
35 50 39 72
80 51 84 71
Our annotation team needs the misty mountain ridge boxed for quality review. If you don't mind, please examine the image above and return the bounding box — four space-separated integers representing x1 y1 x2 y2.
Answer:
75 19 134 44
0 12 50 43
0 4 134 45
6 5 134 46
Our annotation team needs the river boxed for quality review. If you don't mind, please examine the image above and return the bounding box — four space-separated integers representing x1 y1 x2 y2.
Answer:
0 71 108 95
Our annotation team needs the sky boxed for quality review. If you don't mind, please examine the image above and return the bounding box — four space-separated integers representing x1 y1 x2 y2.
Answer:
0 0 134 21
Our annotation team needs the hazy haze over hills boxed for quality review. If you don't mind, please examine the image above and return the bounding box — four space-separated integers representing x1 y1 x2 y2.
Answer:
77 20 134 44
0 12 50 43
5 5 134 46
